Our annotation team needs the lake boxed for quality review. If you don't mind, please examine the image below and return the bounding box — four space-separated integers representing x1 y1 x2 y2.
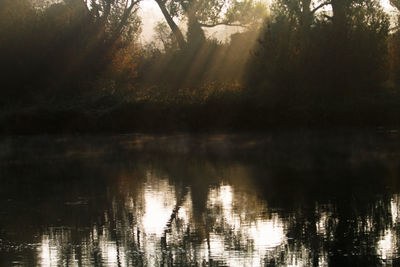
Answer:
0 131 400 266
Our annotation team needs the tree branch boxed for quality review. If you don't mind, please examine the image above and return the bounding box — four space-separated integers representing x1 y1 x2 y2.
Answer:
199 22 246 28
109 0 141 43
390 0 400 12
155 0 187 49
311 1 331 13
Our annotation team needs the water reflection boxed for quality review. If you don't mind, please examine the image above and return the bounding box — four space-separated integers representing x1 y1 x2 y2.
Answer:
1 133 400 266
38 235 58 266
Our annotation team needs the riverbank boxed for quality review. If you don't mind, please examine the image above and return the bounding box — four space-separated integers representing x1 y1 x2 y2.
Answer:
1 85 400 134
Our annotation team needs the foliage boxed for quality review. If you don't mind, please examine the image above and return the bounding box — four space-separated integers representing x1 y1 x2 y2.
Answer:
0 0 141 105
154 0 267 49
1 0 400 133
247 0 389 93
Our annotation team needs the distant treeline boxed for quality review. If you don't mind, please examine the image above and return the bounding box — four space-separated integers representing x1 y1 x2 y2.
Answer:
1 0 400 133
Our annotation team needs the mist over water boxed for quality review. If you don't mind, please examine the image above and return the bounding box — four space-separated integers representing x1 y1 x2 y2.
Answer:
0 132 400 266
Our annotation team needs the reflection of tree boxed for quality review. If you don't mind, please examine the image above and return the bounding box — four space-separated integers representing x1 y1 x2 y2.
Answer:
1 134 400 266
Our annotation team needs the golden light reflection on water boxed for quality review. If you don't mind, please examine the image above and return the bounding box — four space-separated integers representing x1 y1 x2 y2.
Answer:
316 205 337 241
205 185 286 266
33 176 400 267
3 134 400 266
378 230 393 260
142 172 177 236
376 195 400 263
38 235 58 267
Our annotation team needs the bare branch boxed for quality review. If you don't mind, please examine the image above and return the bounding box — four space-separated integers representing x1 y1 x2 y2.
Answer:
311 1 331 14
199 22 246 28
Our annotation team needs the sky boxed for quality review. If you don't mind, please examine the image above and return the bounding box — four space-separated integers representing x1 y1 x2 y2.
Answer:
138 0 164 43
137 0 244 44
137 0 398 44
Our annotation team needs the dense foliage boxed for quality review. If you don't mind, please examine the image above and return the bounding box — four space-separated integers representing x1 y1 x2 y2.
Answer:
1 0 400 133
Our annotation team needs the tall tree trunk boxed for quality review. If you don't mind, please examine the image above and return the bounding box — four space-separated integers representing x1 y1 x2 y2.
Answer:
331 0 347 33
330 0 350 88
187 11 206 48
155 0 187 49
301 0 312 34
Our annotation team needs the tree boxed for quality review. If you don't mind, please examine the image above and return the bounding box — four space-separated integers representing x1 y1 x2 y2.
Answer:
154 0 268 49
388 0 400 84
76 0 142 45
249 0 389 92
154 21 178 51
0 0 143 103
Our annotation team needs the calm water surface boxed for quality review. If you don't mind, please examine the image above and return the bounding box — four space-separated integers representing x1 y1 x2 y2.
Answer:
1 132 400 266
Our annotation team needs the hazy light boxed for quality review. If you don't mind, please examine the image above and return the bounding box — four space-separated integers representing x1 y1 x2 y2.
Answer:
139 0 166 43
382 0 396 11
139 0 397 43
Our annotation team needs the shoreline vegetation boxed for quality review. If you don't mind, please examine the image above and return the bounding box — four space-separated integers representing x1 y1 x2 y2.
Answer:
2 0 400 134
2 88 400 134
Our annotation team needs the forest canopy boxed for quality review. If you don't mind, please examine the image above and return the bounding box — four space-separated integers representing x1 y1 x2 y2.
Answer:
1 0 400 133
